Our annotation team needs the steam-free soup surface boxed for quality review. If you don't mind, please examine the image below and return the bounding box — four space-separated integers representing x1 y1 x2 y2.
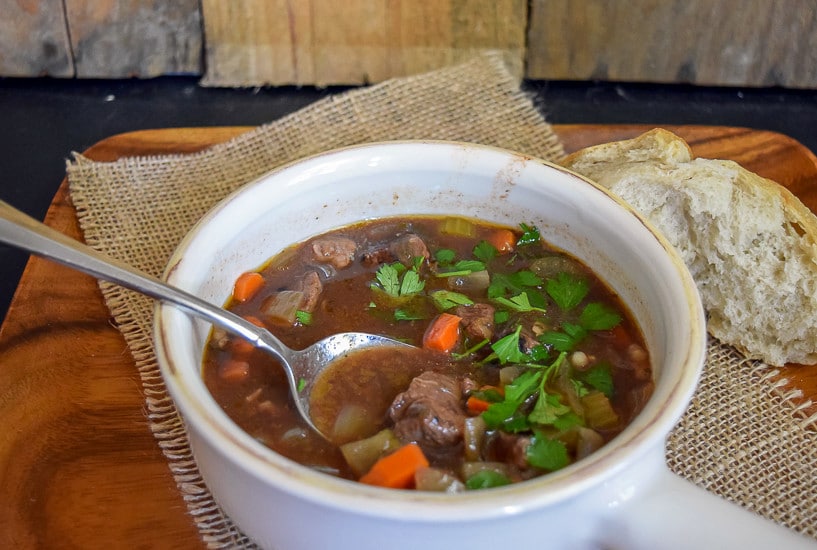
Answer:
202 216 653 490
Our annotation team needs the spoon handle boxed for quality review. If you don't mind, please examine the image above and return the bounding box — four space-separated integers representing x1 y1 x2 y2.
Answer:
0 199 284 358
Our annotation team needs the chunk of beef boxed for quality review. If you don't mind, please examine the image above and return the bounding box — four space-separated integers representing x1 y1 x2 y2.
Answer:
311 236 357 269
360 247 396 268
486 431 532 470
389 234 429 266
455 303 495 341
389 371 466 452
295 270 322 312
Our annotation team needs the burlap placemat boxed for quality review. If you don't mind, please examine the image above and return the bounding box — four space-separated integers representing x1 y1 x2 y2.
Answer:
66 53 817 547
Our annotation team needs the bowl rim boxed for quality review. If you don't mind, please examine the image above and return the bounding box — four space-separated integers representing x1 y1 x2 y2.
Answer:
154 139 707 521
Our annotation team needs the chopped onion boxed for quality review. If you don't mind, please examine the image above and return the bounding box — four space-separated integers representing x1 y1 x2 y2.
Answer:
414 467 465 493
339 428 401 477
461 461 511 480
447 270 489 293
463 415 487 462
260 290 304 324
575 427 605 460
499 365 523 386
581 391 619 429
332 404 377 444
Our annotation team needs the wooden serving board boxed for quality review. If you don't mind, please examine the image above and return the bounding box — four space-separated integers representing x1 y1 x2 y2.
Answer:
1 125 815 548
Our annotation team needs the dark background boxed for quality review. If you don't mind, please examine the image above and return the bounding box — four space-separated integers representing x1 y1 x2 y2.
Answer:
1 77 816 319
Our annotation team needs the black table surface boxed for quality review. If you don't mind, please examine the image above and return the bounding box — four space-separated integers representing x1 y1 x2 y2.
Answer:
1 76 816 321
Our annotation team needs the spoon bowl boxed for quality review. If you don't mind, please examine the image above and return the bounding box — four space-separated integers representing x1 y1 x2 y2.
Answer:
0 199 411 439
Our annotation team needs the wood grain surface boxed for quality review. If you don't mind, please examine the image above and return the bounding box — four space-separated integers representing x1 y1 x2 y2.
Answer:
200 0 526 86
525 0 817 88
1 125 815 547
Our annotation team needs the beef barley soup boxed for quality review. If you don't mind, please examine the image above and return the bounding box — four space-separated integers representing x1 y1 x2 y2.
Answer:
202 216 654 490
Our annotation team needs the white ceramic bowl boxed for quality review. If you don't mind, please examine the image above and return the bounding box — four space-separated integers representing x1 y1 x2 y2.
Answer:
155 141 808 549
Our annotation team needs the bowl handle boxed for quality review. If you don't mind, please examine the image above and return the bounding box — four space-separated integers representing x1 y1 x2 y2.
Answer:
607 464 814 548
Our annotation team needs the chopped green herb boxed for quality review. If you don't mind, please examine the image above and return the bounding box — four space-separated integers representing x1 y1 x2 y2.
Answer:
488 270 544 300
577 362 615 398
473 240 498 262
552 410 584 431
436 259 486 277
571 378 590 398
517 223 541 246
503 368 543 402
465 470 511 490
399 269 425 296
540 322 587 352
493 310 510 325
492 292 547 313
297 378 307 392
526 433 570 471
482 368 542 429
394 308 427 321
452 338 490 359
435 248 456 265
489 326 530 364
374 262 425 298
295 310 312 325
579 302 622 330
528 391 571 425
546 272 589 311
430 290 474 310
375 263 401 296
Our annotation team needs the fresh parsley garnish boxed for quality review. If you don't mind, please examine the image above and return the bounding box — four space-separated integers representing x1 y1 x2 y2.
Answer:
430 290 474 310
579 302 622 330
295 310 312 325
434 248 456 265
465 470 511 490
400 269 425 296
576 362 615 398
488 326 530 364
526 432 570 471
393 308 427 321
436 259 486 277
492 292 547 313
517 223 541 246
539 322 587 352
473 240 498 262
546 272 589 310
488 271 543 297
374 262 425 298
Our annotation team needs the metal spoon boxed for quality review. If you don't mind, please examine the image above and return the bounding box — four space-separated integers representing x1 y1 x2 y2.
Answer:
0 199 412 440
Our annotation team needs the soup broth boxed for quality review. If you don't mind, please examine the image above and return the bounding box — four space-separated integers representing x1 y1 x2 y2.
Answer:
202 216 653 489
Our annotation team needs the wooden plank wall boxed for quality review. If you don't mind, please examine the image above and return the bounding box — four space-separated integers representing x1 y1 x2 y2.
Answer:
0 0 201 78
199 0 527 87
526 0 817 88
1 0 816 88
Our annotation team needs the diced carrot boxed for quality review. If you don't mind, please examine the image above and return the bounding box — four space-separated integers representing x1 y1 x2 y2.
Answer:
466 395 492 414
422 313 462 353
359 443 429 489
219 359 250 382
609 324 632 350
230 316 267 357
233 271 265 303
487 228 517 253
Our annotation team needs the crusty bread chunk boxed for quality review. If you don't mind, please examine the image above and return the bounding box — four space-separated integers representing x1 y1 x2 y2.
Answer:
560 128 817 366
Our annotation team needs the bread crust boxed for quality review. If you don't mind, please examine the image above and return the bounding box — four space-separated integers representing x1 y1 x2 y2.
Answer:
560 128 817 366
